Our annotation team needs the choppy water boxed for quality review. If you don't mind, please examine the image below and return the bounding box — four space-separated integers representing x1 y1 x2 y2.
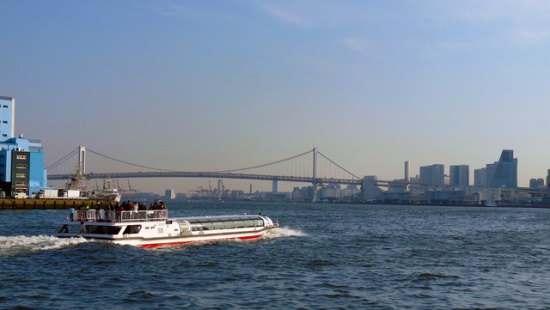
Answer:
1 202 550 309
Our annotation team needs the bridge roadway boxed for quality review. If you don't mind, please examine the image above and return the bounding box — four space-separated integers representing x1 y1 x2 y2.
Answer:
48 171 363 185
51 172 546 192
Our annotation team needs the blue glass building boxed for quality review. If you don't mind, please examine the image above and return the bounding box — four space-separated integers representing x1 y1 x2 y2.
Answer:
0 96 47 196
488 150 517 188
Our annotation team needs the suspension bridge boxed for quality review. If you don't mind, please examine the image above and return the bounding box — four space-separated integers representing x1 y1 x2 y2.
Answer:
46 147 365 190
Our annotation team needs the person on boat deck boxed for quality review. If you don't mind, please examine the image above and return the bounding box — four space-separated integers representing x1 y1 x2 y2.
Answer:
149 201 159 210
68 206 75 221
117 204 124 221
125 200 133 211
104 203 112 220
95 202 101 220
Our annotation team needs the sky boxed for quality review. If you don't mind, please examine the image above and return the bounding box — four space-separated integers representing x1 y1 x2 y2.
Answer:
1 0 550 194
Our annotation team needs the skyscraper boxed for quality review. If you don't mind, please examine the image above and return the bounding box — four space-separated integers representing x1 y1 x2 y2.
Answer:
419 164 445 187
474 167 487 186
488 150 517 188
450 165 469 188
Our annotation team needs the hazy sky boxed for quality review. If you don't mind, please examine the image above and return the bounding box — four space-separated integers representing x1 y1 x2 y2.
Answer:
2 0 550 193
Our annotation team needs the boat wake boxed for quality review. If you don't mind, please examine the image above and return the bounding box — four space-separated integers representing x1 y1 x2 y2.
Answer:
0 235 87 256
263 226 307 239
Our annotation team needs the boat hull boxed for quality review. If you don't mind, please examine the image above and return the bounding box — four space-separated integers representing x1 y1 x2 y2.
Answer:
114 229 274 248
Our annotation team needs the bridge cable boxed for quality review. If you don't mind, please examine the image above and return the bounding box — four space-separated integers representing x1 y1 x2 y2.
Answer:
77 148 314 174
86 149 178 172
316 151 361 180
212 149 314 173
45 147 79 170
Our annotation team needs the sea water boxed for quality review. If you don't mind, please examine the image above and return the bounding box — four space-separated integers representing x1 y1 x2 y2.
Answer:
1 201 550 309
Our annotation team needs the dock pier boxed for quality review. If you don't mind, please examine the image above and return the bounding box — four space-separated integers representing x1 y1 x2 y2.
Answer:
0 199 114 210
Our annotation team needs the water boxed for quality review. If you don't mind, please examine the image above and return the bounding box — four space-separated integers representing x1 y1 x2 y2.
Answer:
2 202 550 309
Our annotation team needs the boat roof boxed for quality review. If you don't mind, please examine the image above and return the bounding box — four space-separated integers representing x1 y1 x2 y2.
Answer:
176 214 265 223
60 209 266 225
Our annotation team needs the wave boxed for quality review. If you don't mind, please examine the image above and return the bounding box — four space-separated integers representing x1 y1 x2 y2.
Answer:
264 226 307 239
0 235 87 256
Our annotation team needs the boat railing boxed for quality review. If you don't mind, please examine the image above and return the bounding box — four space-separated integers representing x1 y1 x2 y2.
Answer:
68 210 168 223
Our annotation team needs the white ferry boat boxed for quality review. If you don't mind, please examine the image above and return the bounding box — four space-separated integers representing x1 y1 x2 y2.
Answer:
55 208 279 248
90 187 122 203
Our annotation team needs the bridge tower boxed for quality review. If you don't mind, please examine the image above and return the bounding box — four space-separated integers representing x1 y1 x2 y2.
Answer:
312 147 318 202
272 177 278 193
78 146 86 174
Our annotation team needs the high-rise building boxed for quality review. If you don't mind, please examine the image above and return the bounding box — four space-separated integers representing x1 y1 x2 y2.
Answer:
488 150 517 188
529 178 544 189
419 164 445 186
450 165 469 188
474 168 487 186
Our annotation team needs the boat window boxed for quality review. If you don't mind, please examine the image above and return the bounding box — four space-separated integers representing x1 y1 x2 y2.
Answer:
211 221 224 229
234 221 245 228
243 220 262 227
85 225 122 235
123 225 142 234
224 221 237 229
184 216 265 230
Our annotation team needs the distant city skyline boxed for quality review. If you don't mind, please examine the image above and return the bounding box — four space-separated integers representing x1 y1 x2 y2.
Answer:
414 149 519 189
2 1 550 194
44 146 532 195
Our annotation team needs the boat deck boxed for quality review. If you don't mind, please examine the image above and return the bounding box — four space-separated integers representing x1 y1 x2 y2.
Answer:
66 209 168 223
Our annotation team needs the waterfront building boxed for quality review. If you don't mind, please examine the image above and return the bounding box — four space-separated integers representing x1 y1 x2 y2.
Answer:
341 185 360 201
165 189 175 200
0 96 47 196
529 178 545 189
292 186 316 201
361 176 382 201
419 164 445 187
450 165 469 188
319 183 341 201
488 150 517 188
388 179 408 193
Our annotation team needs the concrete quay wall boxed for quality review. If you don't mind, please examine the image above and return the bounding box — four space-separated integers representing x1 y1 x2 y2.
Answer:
0 199 112 210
